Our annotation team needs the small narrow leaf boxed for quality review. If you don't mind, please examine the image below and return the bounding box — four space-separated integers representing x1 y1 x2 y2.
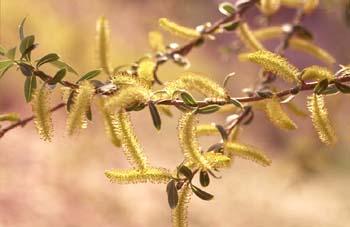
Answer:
0 60 13 72
19 35 35 60
314 79 329 95
24 76 37 102
6 47 16 60
66 90 76 112
181 91 197 107
199 171 210 187
18 63 34 77
196 105 220 114
178 165 193 180
191 184 214 200
215 124 228 141
218 2 236 16
149 101 161 130
0 63 14 79
49 68 66 85
334 81 350 94
50 60 78 75
36 53 60 68
76 69 101 83
18 17 27 41
230 98 244 109
166 180 179 209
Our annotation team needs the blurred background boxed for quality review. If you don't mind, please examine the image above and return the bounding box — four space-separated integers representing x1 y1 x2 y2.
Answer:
1 0 350 226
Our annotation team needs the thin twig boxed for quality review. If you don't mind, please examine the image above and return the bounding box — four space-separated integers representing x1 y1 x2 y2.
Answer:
0 102 65 138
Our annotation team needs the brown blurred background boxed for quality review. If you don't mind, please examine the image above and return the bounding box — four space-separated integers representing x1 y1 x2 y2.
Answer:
1 0 350 226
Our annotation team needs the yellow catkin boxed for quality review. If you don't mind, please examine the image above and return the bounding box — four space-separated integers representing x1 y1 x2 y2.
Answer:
252 28 335 65
301 65 334 81
289 38 335 65
164 72 229 100
159 18 200 40
104 86 150 112
284 101 308 118
307 94 337 146
171 184 192 227
96 16 111 75
66 81 95 135
204 152 231 169
196 124 220 137
253 26 283 41
239 50 300 83
224 142 272 167
111 72 149 88
265 97 298 130
237 23 266 51
137 58 156 85
105 167 171 184
31 86 53 141
148 31 166 52
260 0 281 16
281 0 304 8
0 113 20 122
98 98 121 147
116 111 148 169
178 112 210 170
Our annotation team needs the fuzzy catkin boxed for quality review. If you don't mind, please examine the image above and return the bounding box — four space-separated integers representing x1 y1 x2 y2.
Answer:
32 86 53 141
171 184 192 227
307 94 337 146
66 81 95 135
105 167 171 184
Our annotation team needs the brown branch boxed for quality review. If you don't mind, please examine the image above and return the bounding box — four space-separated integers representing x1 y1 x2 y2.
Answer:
156 76 350 106
0 102 66 139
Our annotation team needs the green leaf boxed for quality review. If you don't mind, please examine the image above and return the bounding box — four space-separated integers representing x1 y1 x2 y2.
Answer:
166 180 179 209
230 98 243 109
218 2 236 16
36 53 60 68
66 90 76 112
24 76 37 102
86 105 92 121
18 17 27 41
50 60 78 75
0 45 6 56
0 63 14 80
180 91 197 107
148 101 161 130
18 63 34 77
335 81 350 94
49 68 66 85
19 35 35 60
6 47 16 60
222 21 240 31
76 69 101 83
191 184 214 200
256 89 273 98
0 60 13 71
178 165 193 180
314 78 329 95
199 171 210 187
196 105 221 114
215 124 228 141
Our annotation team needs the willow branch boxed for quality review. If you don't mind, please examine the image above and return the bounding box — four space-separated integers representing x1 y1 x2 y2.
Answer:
0 102 66 138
